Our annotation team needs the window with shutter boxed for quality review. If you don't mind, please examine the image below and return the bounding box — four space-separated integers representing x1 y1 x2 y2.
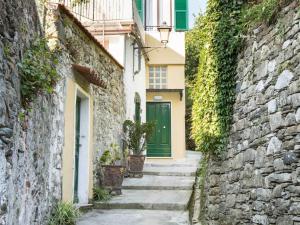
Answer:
135 0 144 22
175 0 188 30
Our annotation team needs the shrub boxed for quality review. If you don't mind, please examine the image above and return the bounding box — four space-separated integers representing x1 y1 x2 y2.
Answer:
93 187 111 201
48 202 80 225
99 144 122 166
123 120 155 155
18 38 59 108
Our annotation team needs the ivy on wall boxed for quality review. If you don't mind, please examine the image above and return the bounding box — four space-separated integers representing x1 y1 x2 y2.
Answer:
18 38 59 108
191 0 245 156
190 0 297 156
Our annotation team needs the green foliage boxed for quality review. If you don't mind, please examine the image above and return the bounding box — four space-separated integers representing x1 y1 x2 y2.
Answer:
99 144 122 166
93 187 111 202
3 43 11 58
123 120 155 155
48 202 80 225
191 0 245 156
18 38 59 108
190 0 295 156
185 14 207 150
241 0 280 28
72 0 90 6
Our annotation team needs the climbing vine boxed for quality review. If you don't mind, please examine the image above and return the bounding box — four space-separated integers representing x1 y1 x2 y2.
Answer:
191 0 245 156
190 0 297 156
18 38 59 108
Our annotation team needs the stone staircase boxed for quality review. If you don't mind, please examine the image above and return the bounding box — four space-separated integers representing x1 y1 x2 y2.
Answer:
77 151 201 225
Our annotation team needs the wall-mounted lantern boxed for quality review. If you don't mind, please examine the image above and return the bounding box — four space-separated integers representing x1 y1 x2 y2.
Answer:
158 22 172 47
134 21 172 56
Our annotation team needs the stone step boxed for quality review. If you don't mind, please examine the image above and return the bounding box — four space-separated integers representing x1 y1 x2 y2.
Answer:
143 166 198 177
122 175 195 190
94 189 192 211
144 162 199 168
77 209 190 225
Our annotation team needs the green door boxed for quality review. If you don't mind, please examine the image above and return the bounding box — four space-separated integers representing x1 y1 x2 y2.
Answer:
147 102 171 157
74 97 81 203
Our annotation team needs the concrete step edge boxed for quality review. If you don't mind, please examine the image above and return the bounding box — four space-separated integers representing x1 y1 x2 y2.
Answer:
93 202 189 211
143 171 196 176
122 185 194 191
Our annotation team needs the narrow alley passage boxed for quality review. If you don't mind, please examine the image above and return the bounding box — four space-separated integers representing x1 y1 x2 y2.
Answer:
77 151 201 225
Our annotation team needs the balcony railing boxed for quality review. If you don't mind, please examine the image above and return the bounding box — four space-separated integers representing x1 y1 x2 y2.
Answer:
53 0 145 41
57 0 133 21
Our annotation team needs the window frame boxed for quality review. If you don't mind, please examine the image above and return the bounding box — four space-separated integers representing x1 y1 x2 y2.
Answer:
149 65 168 89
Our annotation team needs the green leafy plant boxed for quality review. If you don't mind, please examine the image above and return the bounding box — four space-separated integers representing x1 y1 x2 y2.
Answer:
190 0 295 156
99 144 122 166
18 38 59 108
241 0 295 29
48 202 80 225
191 0 245 156
93 187 111 201
123 120 155 155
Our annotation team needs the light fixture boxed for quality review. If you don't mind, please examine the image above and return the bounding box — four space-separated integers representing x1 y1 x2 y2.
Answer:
133 22 172 56
158 21 172 46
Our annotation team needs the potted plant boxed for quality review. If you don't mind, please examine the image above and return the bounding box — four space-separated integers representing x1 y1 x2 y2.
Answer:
123 120 155 177
99 144 125 195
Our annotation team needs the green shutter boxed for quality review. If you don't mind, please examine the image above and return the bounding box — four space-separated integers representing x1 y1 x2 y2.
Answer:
135 0 144 22
175 0 188 30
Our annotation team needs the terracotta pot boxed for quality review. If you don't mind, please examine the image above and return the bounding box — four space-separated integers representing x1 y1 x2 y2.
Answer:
102 165 125 195
128 155 145 178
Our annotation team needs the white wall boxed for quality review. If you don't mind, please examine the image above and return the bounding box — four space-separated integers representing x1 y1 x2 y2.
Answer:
102 34 146 122
106 35 126 66
123 36 146 122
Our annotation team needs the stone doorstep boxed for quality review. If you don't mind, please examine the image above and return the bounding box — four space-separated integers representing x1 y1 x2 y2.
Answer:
77 209 190 225
122 175 195 191
93 189 193 211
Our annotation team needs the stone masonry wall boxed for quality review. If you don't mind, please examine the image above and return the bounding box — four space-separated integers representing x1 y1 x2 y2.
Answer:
0 2 125 224
202 2 300 225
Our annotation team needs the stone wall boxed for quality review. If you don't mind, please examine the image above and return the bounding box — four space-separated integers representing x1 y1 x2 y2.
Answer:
0 2 125 224
202 2 300 225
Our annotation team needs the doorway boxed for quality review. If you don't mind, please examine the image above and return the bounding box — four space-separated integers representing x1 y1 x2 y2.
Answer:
74 90 90 204
146 102 171 157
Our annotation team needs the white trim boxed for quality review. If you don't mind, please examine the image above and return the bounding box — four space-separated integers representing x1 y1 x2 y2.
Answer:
72 85 91 204
146 100 173 158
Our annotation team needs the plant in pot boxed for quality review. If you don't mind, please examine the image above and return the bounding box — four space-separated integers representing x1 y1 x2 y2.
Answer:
99 143 125 195
123 120 155 178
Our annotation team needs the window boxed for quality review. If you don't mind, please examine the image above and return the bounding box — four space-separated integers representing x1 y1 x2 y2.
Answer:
175 0 188 30
158 0 172 26
149 66 167 89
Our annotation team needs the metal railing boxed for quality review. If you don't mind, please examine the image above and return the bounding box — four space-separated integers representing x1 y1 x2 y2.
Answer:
55 0 139 22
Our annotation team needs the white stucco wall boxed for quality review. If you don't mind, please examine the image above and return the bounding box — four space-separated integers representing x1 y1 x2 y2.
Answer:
103 34 146 122
123 36 146 122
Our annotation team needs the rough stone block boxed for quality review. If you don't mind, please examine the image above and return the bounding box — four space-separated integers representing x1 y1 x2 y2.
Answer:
270 113 284 131
252 214 269 225
275 70 294 90
267 136 282 155
267 99 277 114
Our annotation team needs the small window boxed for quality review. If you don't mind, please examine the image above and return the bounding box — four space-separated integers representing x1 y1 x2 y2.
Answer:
149 66 167 89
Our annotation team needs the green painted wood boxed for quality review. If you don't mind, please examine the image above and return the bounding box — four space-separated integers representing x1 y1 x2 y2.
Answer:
135 0 144 22
147 102 171 157
175 0 188 30
74 97 81 203
135 101 141 123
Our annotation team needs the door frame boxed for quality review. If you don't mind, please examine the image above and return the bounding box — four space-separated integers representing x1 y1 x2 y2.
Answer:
146 101 172 158
73 85 91 204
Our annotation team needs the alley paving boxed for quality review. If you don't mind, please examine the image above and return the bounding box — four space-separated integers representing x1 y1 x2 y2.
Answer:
77 151 201 225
